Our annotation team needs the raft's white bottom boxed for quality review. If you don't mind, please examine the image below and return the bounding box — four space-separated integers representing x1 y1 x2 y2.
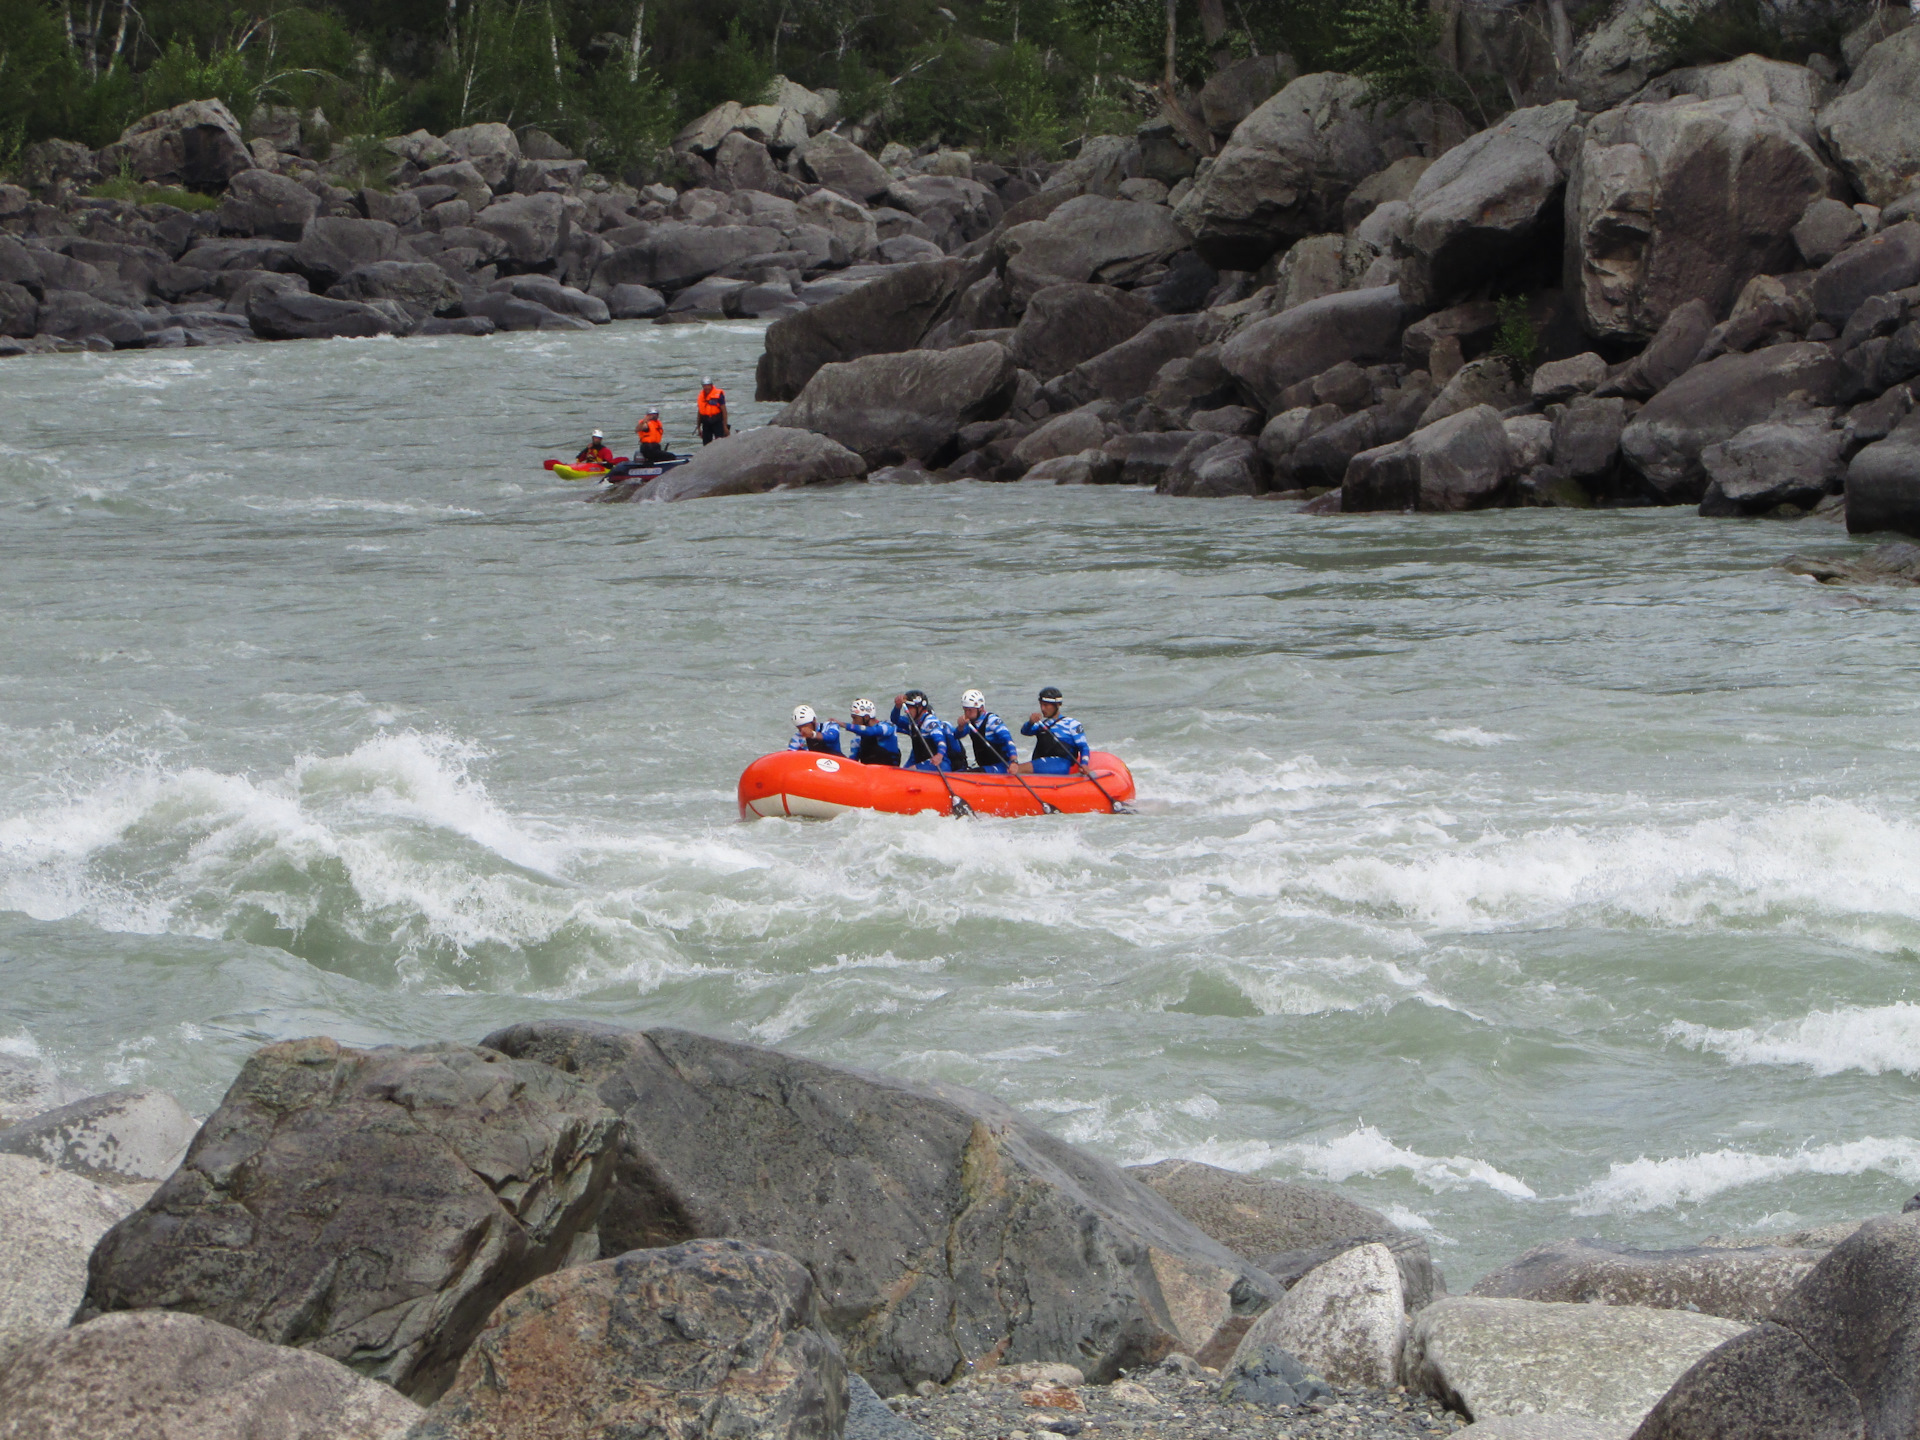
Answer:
743 792 854 819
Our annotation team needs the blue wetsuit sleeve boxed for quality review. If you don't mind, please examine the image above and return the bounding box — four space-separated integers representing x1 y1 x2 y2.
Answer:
786 733 807 751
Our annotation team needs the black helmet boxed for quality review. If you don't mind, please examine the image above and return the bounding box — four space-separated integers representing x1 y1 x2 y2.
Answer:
1038 686 1063 703
903 689 929 707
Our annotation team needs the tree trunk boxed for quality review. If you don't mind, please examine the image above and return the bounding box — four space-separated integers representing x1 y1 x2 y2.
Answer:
1547 0 1574 69
1198 0 1230 64
771 0 789 74
546 0 561 84
105 0 131 77
626 0 645 80
1163 0 1177 92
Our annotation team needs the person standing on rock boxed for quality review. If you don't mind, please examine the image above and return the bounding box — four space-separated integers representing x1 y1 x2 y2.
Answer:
892 691 953 771
951 690 1016 774
1018 687 1091 775
787 705 844 756
577 430 614 466
697 377 730 445
842 699 902 766
636 409 668 462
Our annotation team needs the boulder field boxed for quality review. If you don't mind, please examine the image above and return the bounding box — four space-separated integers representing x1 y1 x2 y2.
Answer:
2 1038 1919 1439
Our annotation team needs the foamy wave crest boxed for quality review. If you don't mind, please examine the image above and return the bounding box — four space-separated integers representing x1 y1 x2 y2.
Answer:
1573 1137 1920 1215
1430 725 1516 747
1277 1124 1537 1199
1670 1004 1920 1077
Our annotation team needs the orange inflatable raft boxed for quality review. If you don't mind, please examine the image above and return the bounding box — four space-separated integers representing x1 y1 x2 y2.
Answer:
738 751 1136 818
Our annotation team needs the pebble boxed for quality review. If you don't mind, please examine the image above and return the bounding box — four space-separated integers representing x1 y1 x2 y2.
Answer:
889 1359 1469 1439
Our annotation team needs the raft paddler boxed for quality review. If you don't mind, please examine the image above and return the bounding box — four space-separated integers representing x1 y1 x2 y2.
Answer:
841 698 902 766
576 430 614 466
952 690 1016 773
635 408 669 462
1018 686 1091 775
892 690 953 771
787 705 844 755
696 377 729 445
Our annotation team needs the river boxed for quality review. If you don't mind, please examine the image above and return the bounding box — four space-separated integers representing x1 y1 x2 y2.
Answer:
3 321 1918 1284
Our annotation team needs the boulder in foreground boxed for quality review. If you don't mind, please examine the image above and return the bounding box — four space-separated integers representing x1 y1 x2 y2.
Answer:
1470 1237 1821 1323
1227 1241 1404 1387
0 1154 139 1371
480 1020 1282 1393
410 1238 846 1440
0 1087 197 1184
617 427 866 502
773 341 1016 467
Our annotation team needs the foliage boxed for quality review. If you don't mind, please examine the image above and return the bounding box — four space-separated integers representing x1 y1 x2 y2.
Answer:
1492 293 1539 375
678 18 776 119
1640 0 1857 66
88 175 223 208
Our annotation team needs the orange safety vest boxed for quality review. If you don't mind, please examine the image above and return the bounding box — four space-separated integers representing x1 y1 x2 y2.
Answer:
637 416 663 445
697 385 725 418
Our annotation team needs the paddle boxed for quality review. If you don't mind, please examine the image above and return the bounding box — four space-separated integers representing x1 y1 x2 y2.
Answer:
901 706 971 818
1033 713 1132 814
961 715 1057 815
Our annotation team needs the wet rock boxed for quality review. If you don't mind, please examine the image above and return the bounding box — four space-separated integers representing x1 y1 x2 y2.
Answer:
1698 416 1845 516
1570 94 1831 344
1810 221 1920 327
605 282 665 319
479 1021 1281 1394
328 261 463 316
36 291 146 347
246 287 397 339
442 123 522 191
1595 298 1713 400
1220 284 1407 412
410 1239 845 1440
999 195 1190 305
462 293 586 331
1398 102 1578 308
774 341 1015 467
756 259 971 400
622 427 866 502
1343 405 1516 512
1157 434 1267 496
1471 1238 1824 1322
82 1037 621 1401
1817 26 1920 207
1228 1242 1403 1386
0 281 38 339
217 170 320 241
1280 396 1430 490
0 1310 422 1440
1013 405 1116 467
1098 430 1213 487
1846 409 1920 535
0 1088 196 1184
1008 282 1157 380
1619 342 1848 501
0 1155 139 1370
494 274 608 323
100 100 253 190
1404 1297 1747 1428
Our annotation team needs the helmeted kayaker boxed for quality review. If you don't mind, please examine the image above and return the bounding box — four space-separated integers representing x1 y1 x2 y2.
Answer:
892 690 953 771
842 698 901 766
1018 686 1090 775
636 408 668 462
696 377 729 445
577 430 614 466
952 689 1016 773
787 704 844 755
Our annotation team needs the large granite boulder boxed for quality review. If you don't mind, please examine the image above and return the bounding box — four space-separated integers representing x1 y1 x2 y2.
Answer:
1008 282 1157 379
1846 408 1920 536
795 132 892 203
1405 1297 1748 1428
36 291 147 347
1343 405 1517 511
217 169 319 241
1174 73 1426 270
754 260 970 398
0 280 35 339
99 99 253 190
882 175 1001 250
1471 1239 1823 1322
327 261 464 316
82 1038 622 1401
1596 298 1712 399
1399 102 1579 308
418 160 493 215
1809 220 1920 327
1220 285 1407 412
0 1310 422 1440
1156 434 1268 496
0 1087 196 1184
1226 1242 1404 1386
1559 0 1710 110
773 341 1017 467
479 1021 1283 1393
1075 313 1219 402
246 287 397 339
596 223 789 296
1698 416 1845 516
0 1154 140 1371
473 192 568 268
626 427 866 502
291 217 406 288
1568 93 1831 345
999 195 1190 306
410 1239 846 1440
442 122 522 191
798 189 878 261
1817 26 1920 207
1618 342 1847 501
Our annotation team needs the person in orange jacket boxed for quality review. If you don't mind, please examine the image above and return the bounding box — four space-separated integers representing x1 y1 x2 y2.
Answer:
635 408 668 462
696 377 730 445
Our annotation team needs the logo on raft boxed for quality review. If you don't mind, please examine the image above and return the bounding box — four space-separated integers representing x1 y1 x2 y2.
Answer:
815 758 841 772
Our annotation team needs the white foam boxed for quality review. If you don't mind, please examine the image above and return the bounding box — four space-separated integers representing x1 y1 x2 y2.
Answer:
1278 1124 1538 1199
1573 1137 1920 1215
1431 725 1517 747
1669 1003 1920 1077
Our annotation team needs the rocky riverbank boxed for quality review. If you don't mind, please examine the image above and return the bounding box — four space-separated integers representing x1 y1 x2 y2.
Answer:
0 1023 1912 1440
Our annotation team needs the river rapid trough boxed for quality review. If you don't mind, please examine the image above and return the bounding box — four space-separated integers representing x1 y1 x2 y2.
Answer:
4 319 1919 1284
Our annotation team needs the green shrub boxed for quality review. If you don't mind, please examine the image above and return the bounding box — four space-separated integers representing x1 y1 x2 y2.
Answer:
88 175 221 209
1641 0 1860 66
1492 293 1540 375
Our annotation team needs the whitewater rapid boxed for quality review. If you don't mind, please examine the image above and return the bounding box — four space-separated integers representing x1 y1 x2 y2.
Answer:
5 323 1919 1281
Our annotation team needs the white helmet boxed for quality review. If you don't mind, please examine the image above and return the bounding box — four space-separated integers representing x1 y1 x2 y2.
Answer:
849 698 876 718
792 704 816 726
961 689 986 709
591 429 604 438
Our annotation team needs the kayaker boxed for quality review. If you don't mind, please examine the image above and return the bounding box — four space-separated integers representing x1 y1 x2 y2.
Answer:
842 698 902 766
787 705 844 755
696 377 730 445
576 430 614 466
636 408 669 462
892 690 953 771
1018 686 1090 775
952 690 1016 773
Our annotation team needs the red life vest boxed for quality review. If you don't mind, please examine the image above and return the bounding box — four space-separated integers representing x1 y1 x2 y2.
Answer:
577 443 613 465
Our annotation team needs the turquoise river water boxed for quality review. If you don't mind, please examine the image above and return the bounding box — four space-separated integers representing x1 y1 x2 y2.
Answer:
4 319 1920 1283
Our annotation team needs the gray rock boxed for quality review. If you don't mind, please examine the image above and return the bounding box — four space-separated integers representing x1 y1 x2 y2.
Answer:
1560 0 1711 110
1402 298 1499 377
881 175 1001 249
999 195 1191 305
0 1310 421 1440
36 292 147 347
495 274 608 323
246 287 397 339
1174 73 1427 269
0 280 38 339
795 132 892 203
327 261 463 316
877 234 946 265
628 427 866 502
1128 1157 1392 1259
1532 352 1609 403
1157 434 1268 496
1076 313 1218 402
1505 414 1556 471
1013 405 1116 467
1404 1297 1748 1428
1810 221 1920 326
417 161 493 215
0 1054 71 1125
673 101 751 157
605 282 665 319
1697 272 1816 359
0 1155 139 1371
1817 26 1920 207
461 293 587 331
99 99 253 190
82 1037 622 1401
596 223 788 296
1462 1422 1633 1440
387 130 454 170
1597 298 1713 399
1343 405 1516 512
1200 54 1300 137
1470 1238 1824 1322
713 131 786 195
1021 449 1116 484
1228 1242 1404 1387
1399 102 1579 308
1629 1322 1862 1440
1794 197 1867 268
0 1088 195 1184
1420 356 1523 427
478 1021 1281 1393
1220 285 1407 412
362 188 421 228
756 259 971 400
774 341 1016 467
16 138 101 196
1008 281 1157 380
510 157 585 194
1279 395 1431 490
1569 93 1830 346
1846 409 1920 536
1101 431 1217 486
291 216 405 288
1619 342 1848 501
848 1372 932 1439
1699 416 1845 516
1637 54 1832 149
1043 134 1145 197
217 170 320 241
408 1240 846 1440
1553 396 1632 482
441 122 521 190
473 192 568 268
1220 1342 1334 1407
